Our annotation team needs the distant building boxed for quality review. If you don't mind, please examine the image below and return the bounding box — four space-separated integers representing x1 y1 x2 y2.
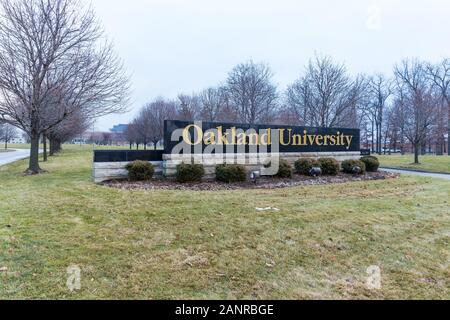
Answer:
110 124 128 134
71 138 87 145
0 137 26 144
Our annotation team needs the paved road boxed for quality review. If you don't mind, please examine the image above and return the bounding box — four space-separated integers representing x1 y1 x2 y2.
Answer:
381 168 450 181
0 149 34 167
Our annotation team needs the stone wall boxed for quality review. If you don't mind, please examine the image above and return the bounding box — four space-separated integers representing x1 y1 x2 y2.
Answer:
93 161 163 183
93 152 361 183
162 152 361 179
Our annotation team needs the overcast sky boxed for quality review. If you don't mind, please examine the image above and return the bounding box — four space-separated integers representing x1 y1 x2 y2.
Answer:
88 0 450 131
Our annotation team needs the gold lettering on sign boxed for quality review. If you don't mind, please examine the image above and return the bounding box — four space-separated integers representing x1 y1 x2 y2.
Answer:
315 135 324 146
345 135 353 149
237 132 247 145
260 129 271 146
248 132 259 146
279 129 292 146
182 125 203 145
203 131 215 145
181 125 355 150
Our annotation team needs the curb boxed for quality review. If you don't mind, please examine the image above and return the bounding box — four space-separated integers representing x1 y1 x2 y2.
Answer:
380 167 450 176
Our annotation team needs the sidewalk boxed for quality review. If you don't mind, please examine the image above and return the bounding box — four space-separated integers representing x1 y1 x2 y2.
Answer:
381 168 450 181
0 149 42 167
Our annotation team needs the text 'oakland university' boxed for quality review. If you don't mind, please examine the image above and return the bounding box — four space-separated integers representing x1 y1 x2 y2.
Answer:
164 120 361 154
182 125 354 150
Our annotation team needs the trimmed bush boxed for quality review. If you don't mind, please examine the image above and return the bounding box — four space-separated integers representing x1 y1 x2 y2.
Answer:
318 158 340 176
277 159 293 178
295 158 320 175
126 161 155 181
216 164 247 183
265 159 293 178
342 159 366 175
361 156 380 172
176 163 205 183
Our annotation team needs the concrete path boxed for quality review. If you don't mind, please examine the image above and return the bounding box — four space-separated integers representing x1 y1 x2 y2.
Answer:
381 168 450 181
0 149 37 167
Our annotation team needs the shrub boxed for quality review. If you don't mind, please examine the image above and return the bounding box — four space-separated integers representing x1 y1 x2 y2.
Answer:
318 158 340 176
295 158 320 175
176 163 205 183
126 161 155 181
278 159 293 178
265 159 293 178
216 164 247 183
342 159 366 175
361 156 380 172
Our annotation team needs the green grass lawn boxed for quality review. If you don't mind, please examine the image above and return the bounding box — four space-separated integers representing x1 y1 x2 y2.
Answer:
0 146 449 299
378 154 450 174
3 144 32 150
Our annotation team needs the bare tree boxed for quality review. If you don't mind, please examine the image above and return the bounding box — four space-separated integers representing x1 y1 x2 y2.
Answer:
101 132 113 146
0 0 130 173
133 98 177 150
367 74 392 154
342 74 370 129
0 122 17 149
47 110 91 156
394 59 437 164
225 60 278 124
285 76 312 125
124 123 140 150
177 94 200 121
286 55 367 128
276 104 301 126
426 58 450 155
146 99 177 148
133 111 152 150
387 94 408 154
199 87 229 122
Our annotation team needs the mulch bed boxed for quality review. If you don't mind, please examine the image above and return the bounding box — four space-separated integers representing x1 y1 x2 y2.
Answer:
102 171 399 191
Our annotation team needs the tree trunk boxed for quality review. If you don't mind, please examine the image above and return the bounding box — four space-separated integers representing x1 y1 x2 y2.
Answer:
436 136 443 156
43 134 48 162
49 138 62 155
27 133 42 174
371 121 375 153
400 129 405 155
49 138 55 156
414 144 420 164
383 137 388 155
377 123 382 155
55 140 62 153
421 142 426 155
445 134 448 155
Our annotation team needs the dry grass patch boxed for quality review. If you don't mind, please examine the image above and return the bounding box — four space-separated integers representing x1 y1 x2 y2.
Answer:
378 154 450 174
0 146 449 299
